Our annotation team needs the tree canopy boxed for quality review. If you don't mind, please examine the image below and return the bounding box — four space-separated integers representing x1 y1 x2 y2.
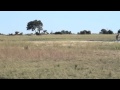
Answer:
118 29 120 33
78 30 91 34
27 20 43 35
99 29 114 34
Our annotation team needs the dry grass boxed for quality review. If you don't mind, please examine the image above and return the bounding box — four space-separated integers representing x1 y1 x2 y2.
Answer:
0 34 117 41
0 38 120 79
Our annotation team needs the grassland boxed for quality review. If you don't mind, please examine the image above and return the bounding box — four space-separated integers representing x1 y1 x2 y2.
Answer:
0 34 120 79
0 34 116 41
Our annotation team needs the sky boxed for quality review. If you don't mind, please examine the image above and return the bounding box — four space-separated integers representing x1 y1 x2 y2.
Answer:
0 11 120 34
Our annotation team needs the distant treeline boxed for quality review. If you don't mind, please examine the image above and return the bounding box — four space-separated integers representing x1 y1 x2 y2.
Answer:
51 30 72 34
1 29 120 36
1 19 120 36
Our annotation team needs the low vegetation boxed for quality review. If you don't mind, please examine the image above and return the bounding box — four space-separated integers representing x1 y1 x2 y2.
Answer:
0 34 116 41
0 34 120 79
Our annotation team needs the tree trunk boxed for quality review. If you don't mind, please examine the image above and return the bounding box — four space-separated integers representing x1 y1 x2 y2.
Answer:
34 30 37 35
39 30 40 35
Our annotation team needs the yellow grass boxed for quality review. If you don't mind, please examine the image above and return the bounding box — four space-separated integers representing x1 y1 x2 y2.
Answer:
0 34 117 41
0 35 120 79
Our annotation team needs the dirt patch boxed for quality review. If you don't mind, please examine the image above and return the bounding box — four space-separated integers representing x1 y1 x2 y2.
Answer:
27 41 120 47
29 41 119 43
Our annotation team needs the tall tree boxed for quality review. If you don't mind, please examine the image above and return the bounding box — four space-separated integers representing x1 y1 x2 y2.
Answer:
27 20 43 35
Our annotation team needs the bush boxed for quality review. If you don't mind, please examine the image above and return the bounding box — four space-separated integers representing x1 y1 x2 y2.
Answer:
54 32 62 34
35 32 41 35
78 30 91 34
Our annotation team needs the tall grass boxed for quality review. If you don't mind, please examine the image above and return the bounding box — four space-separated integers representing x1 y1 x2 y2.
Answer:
0 34 116 41
0 39 120 79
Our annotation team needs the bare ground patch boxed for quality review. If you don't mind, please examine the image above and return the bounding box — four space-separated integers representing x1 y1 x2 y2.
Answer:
29 41 119 47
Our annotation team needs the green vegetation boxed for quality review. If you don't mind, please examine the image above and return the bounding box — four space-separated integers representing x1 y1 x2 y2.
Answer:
1 19 120 35
99 29 114 34
78 30 91 34
27 20 43 35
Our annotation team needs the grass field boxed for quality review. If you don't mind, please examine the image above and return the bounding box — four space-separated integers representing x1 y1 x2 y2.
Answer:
0 34 116 41
0 34 120 79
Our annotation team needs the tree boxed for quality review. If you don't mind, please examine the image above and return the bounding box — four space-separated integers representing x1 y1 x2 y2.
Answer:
79 30 91 34
83 30 87 34
118 29 120 34
108 30 113 34
61 30 72 34
54 32 62 34
100 29 114 34
87 30 91 34
69 31 72 34
100 29 108 34
43 30 47 34
35 32 39 35
61 30 65 34
27 20 43 35
15 31 19 35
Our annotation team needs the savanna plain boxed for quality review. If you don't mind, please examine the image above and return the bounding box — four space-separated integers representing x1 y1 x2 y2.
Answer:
0 34 120 79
